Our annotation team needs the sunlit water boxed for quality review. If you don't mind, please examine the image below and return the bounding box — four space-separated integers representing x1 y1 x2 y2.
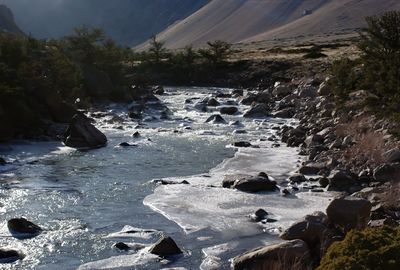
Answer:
0 87 332 270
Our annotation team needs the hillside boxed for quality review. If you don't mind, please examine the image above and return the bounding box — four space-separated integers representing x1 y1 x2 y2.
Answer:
0 5 24 35
150 0 400 49
2 0 208 45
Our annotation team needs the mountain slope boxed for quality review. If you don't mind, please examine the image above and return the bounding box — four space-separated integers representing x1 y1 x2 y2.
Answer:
0 5 24 35
153 0 400 49
2 0 208 45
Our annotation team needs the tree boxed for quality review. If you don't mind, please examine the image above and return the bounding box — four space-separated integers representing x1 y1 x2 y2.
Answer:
148 35 167 64
199 40 232 67
359 11 400 105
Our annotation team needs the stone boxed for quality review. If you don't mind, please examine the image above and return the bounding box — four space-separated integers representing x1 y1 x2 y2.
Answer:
299 166 320 175
232 89 244 96
272 84 292 98
318 80 331 96
205 114 227 124
149 235 183 257
207 98 220 107
373 163 400 182
193 101 208 112
280 212 328 247
0 157 6 165
318 177 329 188
132 131 141 138
271 108 294 118
326 196 372 232
7 218 42 239
250 209 269 222
384 148 400 163
243 104 270 118
304 134 324 147
328 170 355 190
114 242 130 251
153 85 164 95
220 106 238 115
232 240 311 270
233 141 252 148
64 114 107 149
222 174 279 193
0 249 24 263
289 174 307 183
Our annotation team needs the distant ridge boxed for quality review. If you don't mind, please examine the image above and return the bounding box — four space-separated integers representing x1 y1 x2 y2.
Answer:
145 0 400 49
0 5 24 35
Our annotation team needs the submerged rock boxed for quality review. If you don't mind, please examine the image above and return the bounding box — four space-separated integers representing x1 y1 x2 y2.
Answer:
64 114 107 149
233 239 311 270
205 114 227 124
0 249 24 263
7 218 42 239
249 209 269 222
149 235 183 257
207 98 220 107
0 157 6 165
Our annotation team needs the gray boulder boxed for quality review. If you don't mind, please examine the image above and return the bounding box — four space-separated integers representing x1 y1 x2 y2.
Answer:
207 98 220 107
233 240 311 270
373 163 400 182
328 170 355 190
223 173 278 193
326 196 372 232
64 114 107 149
384 148 400 163
149 235 183 257
220 106 238 115
205 114 227 124
244 104 270 118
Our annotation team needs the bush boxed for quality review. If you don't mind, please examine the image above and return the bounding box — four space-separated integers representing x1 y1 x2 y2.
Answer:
359 11 400 107
318 226 400 270
328 58 360 101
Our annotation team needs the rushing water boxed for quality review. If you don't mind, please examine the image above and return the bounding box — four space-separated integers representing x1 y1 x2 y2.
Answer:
0 87 331 270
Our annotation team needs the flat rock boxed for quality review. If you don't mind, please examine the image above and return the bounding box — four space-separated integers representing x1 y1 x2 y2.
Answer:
233 239 311 270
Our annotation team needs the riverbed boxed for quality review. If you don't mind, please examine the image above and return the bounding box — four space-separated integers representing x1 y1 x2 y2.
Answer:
0 87 332 269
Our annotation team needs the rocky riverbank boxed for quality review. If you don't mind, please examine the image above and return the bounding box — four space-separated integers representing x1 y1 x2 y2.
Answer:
231 77 400 269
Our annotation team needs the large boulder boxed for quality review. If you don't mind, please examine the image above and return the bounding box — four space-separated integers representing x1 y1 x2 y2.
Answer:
243 104 270 118
373 163 400 182
222 173 278 192
326 196 372 232
149 235 183 257
7 218 42 239
328 170 355 190
305 134 324 147
233 239 311 270
64 114 107 149
271 108 294 118
384 148 400 163
207 98 220 107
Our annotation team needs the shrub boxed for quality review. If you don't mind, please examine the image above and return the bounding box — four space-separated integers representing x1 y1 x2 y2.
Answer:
359 11 400 107
318 226 400 270
328 58 360 101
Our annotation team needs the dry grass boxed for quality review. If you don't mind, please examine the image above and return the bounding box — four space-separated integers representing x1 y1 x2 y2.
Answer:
336 115 395 170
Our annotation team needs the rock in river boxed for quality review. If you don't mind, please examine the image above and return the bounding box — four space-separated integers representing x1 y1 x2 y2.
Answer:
205 114 227 124
7 218 42 239
220 106 238 115
243 104 270 118
64 114 107 149
223 173 279 192
0 249 24 263
149 235 183 257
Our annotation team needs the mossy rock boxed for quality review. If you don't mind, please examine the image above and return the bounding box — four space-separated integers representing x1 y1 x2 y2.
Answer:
318 226 400 270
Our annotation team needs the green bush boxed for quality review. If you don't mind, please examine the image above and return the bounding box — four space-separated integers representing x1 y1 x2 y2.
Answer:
329 58 360 101
318 226 400 270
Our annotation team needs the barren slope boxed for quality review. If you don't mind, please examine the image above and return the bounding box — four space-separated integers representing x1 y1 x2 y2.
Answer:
151 0 400 49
